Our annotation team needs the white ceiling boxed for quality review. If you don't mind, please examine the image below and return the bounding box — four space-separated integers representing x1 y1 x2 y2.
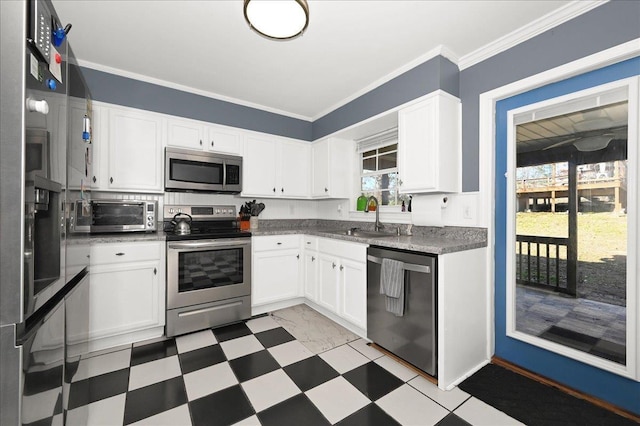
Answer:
52 0 578 121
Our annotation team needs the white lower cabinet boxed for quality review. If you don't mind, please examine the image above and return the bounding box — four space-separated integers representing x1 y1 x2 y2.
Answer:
317 252 340 313
252 235 302 307
315 238 368 331
302 236 319 302
87 241 165 352
337 257 367 330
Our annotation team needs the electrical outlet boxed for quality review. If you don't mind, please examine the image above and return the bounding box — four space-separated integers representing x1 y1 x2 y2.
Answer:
463 205 472 219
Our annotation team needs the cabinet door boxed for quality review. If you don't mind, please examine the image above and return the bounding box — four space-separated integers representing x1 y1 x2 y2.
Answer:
339 258 367 330
304 250 318 302
243 136 278 196
312 138 354 198
398 93 460 193
252 250 300 305
317 253 339 313
398 97 438 192
207 127 242 155
312 140 330 197
279 140 310 198
108 108 164 192
88 261 161 340
167 118 205 150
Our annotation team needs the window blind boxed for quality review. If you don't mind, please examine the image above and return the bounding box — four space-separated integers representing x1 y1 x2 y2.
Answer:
355 127 398 153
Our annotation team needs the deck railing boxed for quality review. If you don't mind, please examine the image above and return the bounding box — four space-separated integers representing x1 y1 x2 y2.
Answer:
516 235 575 294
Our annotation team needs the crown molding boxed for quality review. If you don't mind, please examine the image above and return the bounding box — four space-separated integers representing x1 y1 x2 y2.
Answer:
458 0 607 70
77 59 313 122
311 45 458 121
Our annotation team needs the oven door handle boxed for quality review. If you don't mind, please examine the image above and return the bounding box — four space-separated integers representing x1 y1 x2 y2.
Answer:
167 238 252 250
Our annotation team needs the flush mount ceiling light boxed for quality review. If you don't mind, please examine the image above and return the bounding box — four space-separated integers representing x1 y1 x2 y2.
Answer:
244 0 309 41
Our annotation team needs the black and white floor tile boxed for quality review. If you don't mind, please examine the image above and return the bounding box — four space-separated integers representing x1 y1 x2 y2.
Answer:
65 315 524 425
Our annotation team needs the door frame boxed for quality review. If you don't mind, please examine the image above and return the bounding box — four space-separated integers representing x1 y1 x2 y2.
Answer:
504 77 638 377
477 38 640 410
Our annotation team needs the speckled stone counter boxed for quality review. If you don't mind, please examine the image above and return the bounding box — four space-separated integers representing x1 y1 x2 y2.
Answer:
250 220 486 255
83 221 486 255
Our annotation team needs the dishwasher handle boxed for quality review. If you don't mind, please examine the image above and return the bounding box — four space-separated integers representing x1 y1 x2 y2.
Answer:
367 254 431 274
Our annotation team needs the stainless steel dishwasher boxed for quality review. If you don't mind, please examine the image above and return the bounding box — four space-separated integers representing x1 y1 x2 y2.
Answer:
367 246 437 376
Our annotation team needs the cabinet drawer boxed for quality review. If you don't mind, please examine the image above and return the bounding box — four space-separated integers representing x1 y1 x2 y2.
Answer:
253 235 300 252
318 238 367 262
302 235 318 250
91 241 162 265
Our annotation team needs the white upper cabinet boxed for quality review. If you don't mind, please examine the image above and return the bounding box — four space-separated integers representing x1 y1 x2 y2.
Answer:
398 91 461 193
91 102 165 192
243 134 310 198
167 117 242 155
107 107 164 192
167 118 205 150
243 135 278 196
312 138 354 198
279 139 310 197
207 127 242 155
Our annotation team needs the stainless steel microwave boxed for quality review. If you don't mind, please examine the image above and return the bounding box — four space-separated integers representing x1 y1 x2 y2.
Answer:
165 147 242 193
71 199 157 233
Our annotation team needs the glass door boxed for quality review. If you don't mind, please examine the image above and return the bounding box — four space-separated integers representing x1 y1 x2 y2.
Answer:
494 59 639 413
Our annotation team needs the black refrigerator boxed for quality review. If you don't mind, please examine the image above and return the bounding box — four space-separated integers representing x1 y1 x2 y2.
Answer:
0 0 92 424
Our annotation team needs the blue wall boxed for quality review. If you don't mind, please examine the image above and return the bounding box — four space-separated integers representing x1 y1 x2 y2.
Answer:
82 55 459 144
81 67 314 141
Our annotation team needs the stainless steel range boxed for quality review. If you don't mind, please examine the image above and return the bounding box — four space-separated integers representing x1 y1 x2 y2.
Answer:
164 204 251 337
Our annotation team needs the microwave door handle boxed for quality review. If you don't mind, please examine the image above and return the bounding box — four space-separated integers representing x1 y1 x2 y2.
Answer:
222 160 227 189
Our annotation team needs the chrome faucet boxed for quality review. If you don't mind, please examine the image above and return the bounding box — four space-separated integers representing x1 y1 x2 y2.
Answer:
365 196 384 231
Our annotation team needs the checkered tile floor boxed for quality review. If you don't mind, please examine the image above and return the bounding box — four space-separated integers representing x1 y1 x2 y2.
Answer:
65 315 523 425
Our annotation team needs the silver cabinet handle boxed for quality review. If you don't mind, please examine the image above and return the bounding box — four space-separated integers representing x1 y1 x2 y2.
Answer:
199 139 202 146
281 188 284 193
340 265 344 271
110 177 113 184
115 252 125 256
277 242 282 245
332 262 336 269
92 176 96 183
211 140 214 147
273 187 276 193
324 187 328 192
296 254 300 259
311 256 315 261
154 267 157 275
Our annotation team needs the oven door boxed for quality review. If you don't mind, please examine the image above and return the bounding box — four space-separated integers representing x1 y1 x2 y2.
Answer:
167 238 251 310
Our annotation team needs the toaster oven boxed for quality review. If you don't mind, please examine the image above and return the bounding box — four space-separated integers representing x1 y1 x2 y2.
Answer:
71 199 157 233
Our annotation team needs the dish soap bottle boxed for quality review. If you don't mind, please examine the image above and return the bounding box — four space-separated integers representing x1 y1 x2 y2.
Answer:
357 193 367 211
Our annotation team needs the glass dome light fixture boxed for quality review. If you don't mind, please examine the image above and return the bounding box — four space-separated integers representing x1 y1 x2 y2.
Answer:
244 0 309 41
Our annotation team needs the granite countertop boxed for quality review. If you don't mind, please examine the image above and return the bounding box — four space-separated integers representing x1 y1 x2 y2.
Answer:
250 221 487 255
83 221 487 255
